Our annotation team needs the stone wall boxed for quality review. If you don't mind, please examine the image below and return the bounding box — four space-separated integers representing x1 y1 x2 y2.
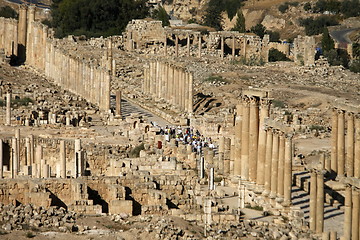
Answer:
0 17 18 57
0 6 111 112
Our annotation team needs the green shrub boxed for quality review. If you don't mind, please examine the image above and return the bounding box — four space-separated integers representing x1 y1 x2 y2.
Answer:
299 16 339 35
25 232 35 238
349 59 360 73
129 143 145 158
303 2 312 11
268 48 290 62
0 6 18 19
151 6 170 27
272 100 286 108
245 204 263 211
278 3 289 13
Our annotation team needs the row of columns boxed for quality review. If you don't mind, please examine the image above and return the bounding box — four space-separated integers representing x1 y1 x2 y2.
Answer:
262 128 293 206
164 33 202 58
44 41 111 111
233 96 271 182
343 185 360 240
0 132 84 179
232 95 292 206
331 108 360 178
309 170 325 234
143 61 193 113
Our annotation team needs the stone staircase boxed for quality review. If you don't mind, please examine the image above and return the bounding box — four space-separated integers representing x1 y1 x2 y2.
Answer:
292 171 344 236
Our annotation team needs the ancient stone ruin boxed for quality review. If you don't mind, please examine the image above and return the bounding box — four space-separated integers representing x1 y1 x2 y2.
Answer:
0 4 359 240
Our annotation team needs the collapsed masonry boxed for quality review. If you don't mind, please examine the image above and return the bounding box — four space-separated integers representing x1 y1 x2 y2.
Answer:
0 4 355 239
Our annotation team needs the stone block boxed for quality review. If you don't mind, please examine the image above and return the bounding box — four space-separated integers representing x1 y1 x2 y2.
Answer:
109 200 133 215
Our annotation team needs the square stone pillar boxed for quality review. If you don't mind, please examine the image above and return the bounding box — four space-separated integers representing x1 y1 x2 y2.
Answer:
175 35 179 57
116 91 121 117
60 140 66 178
6 92 11 126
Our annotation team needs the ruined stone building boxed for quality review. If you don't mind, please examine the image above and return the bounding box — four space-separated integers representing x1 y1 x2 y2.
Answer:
0 4 357 240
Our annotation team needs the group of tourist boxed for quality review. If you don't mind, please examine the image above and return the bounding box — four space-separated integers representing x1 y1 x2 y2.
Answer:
158 126 215 154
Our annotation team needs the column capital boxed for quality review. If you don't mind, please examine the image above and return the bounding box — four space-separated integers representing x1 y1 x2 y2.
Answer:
260 98 272 107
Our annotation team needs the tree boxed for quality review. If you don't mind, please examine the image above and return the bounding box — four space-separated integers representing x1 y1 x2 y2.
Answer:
268 48 290 62
202 1 223 31
50 0 149 38
251 23 266 38
321 27 334 52
0 6 18 19
152 6 170 27
232 10 245 32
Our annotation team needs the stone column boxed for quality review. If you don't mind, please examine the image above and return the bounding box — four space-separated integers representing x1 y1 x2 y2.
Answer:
17 5 27 62
337 109 345 176
220 35 224 59
15 129 20 170
35 145 43 178
60 140 66 178
0 139 2 178
188 73 193 113
234 104 242 176
309 170 317 231
43 164 50 178
248 97 259 182
6 92 11 126
209 167 214 190
257 99 270 185
351 188 359 240
74 139 81 178
331 108 338 173
316 171 324 233
270 131 279 199
277 133 285 198
232 35 235 59
218 136 225 174
346 112 354 177
354 117 360 178
164 35 167 56
264 128 273 196
0 139 4 179
29 135 34 165
330 231 337 240
200 156 205 178
12 138 18 178
344 185 352 240
283 135 292 206
175 35 179 57
241 97 250 180
187 34 190 56
198 34 201 58
224 137 231 174
116 90 121 117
